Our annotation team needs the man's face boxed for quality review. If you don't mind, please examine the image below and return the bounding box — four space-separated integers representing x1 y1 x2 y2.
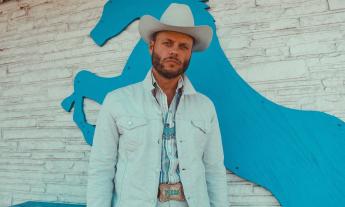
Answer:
149 31 194 79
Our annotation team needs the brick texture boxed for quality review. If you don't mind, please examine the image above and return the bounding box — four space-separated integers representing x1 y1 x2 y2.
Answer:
0 0 344 206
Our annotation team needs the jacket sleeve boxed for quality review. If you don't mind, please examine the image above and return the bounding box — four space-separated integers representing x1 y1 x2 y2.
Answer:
87 94 119 207
203 102 229 207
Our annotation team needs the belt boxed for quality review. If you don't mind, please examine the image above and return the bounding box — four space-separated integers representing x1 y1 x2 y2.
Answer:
157 182 186 202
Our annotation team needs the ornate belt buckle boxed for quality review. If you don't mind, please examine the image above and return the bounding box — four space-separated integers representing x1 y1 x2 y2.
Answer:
158 182 186 202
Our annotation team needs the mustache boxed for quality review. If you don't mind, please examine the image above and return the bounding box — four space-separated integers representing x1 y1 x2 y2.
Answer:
163 57 181 64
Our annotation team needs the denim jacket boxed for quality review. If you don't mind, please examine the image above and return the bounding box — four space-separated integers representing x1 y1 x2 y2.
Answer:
87 70 229 207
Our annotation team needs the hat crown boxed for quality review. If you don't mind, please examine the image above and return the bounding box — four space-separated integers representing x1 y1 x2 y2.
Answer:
160 3 195 27
138 3 213 51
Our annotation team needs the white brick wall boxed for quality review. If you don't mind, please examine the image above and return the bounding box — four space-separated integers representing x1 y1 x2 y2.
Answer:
0 0 344 206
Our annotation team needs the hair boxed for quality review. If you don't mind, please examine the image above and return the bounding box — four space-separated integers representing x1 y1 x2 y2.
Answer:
151 31 159 42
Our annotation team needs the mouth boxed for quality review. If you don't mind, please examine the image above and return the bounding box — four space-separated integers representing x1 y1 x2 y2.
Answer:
165 59 181 64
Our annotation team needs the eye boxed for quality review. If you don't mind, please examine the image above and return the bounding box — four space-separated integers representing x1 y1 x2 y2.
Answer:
180 45 189 50
163 42 171 46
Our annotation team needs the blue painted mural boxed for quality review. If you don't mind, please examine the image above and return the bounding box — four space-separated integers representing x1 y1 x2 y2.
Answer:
12 201 85 207
61 0 345 206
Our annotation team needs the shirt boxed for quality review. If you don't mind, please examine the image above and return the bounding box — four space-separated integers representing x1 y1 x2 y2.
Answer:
150 71 183 184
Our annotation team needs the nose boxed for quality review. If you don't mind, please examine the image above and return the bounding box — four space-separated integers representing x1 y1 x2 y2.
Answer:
168 45 179 57
168 51 179 60
169 51 177 57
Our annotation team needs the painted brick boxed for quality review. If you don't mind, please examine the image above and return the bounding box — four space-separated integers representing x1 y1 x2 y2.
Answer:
320 53 345 64
46 184 86 197
32 152 84 159
65 174 88 185
12 193 58 206
286 30 343 46
0 163 45 171
300 11 345 27
3 128 80 139
20 68 72 83
0 20 7 32
1 0 345 206
290 41 336 56
282 0 329 16
328 0 345 10
0 192 12 207
17 141 65 151
45 160 74 172
0 171 64 182
239 60 308 82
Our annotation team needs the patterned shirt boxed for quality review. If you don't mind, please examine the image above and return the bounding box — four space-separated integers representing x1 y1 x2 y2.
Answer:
151 71 184 184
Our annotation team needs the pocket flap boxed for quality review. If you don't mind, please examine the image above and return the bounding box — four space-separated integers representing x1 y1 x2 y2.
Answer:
118 116 148 130
191 119 208 134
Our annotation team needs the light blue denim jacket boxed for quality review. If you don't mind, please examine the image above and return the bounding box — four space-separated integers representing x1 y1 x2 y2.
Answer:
87 69 229 207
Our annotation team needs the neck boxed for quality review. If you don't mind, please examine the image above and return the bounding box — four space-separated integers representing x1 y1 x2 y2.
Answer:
152 67 181 105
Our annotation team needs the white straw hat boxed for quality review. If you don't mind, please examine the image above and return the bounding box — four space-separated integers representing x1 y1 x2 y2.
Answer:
139 3 213 51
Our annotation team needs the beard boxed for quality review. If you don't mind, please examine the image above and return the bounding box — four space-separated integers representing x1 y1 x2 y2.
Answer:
151 47 191 79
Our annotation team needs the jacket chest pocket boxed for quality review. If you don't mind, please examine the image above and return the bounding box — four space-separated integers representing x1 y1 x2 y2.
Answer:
190 119 209 156
117 116 148 152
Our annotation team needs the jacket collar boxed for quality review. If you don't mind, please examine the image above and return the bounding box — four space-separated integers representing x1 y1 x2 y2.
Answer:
142 67 197 95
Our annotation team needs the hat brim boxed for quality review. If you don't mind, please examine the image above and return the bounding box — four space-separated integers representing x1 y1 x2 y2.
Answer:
139 15 213 52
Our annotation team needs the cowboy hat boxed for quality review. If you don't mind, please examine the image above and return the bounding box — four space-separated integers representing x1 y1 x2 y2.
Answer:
138 3 213 52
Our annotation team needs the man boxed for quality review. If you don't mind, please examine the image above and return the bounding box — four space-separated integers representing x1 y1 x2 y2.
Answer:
87 3 228 207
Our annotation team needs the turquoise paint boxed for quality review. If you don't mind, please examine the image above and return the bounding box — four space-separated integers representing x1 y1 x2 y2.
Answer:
11 201 85 207
60 0 345 206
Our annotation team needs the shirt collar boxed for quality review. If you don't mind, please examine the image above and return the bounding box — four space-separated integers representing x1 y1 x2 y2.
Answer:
143 67 196 95
151 70 184 94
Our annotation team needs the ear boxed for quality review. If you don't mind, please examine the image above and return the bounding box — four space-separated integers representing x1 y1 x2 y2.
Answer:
149 40 154 55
